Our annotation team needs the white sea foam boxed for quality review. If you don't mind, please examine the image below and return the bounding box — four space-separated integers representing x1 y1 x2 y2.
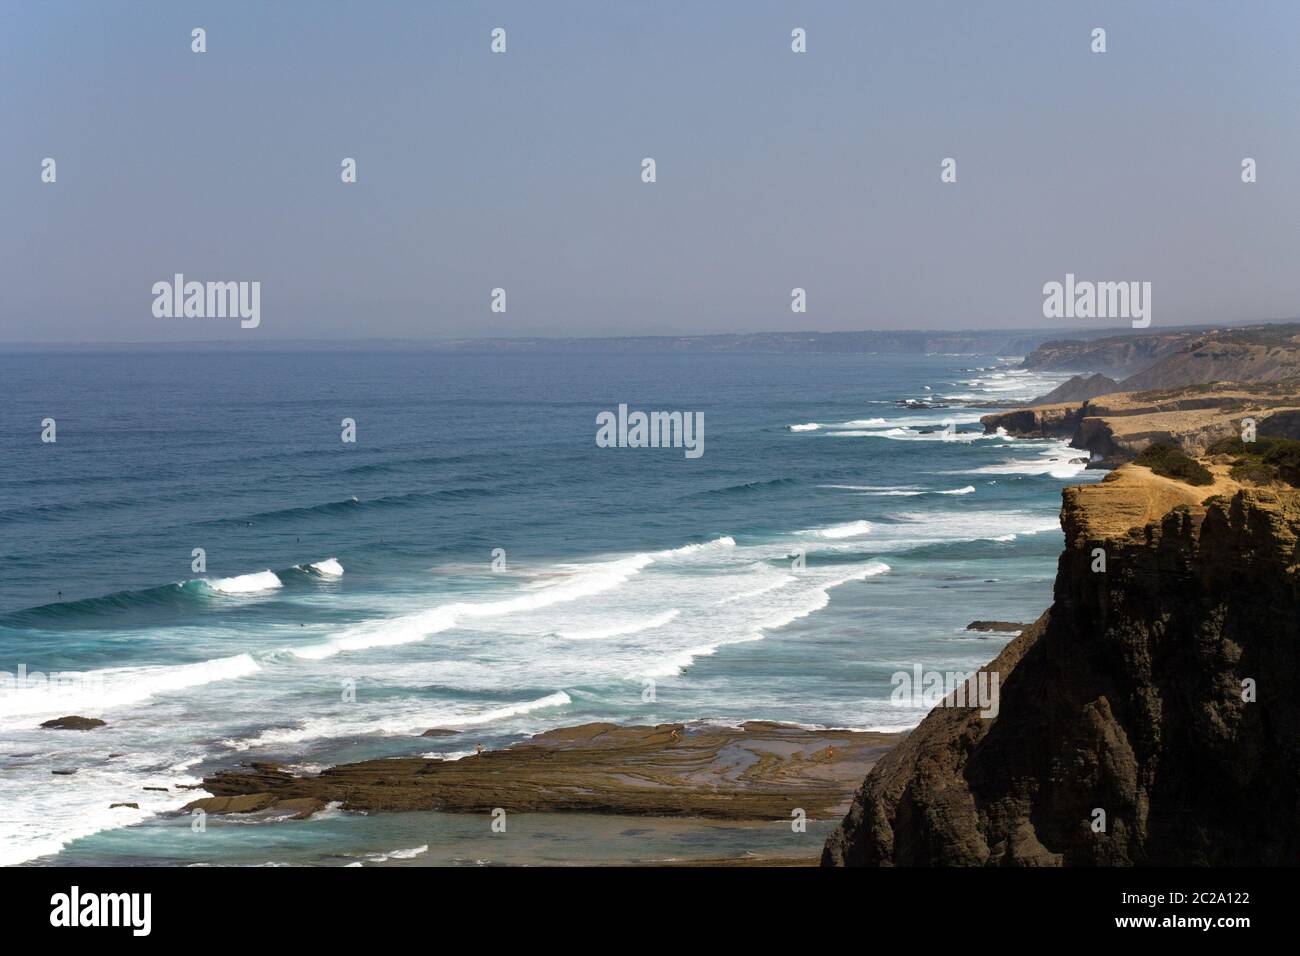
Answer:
221 691 574 750
638 560 890 678
309 558 344 577
754 562 890 631
346 844 429 865
829 412 984 429
801 519 872 539
291 553 658 660
559 609 680 640
965 441 1089 478
792 509 1061 556
717 572 797 604
828 428 992 443
290 606 461 660
836 418 888 428
819 484 921 492
826 484 975 497
0 750 206 867
0 653 261 725
637 639 757 678
206 570 282 594
0 530 909 866
859 511 1060 549
643 563 890 678
796 413 993 441
944 364 1074 403
656 536 736 557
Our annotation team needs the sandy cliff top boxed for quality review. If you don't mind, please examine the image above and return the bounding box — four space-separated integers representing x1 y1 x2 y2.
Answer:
1064 463 1240 541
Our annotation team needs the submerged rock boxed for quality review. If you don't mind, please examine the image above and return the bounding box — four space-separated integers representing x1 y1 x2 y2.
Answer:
179 793 326 820
39 716 105 731
183 793 277 815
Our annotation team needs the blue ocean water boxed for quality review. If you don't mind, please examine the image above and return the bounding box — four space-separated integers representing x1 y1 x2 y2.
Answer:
0 350 1095 865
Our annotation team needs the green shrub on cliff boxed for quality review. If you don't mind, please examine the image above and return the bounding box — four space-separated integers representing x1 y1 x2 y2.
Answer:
1135 442 1214 486
1207 436 1254 457
1262 442 1300 486
1209 435 1290 457
1230 460 1277 484
1205 436 1300 486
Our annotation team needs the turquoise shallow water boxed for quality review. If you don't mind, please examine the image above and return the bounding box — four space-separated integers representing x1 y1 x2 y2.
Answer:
0 350 1097 865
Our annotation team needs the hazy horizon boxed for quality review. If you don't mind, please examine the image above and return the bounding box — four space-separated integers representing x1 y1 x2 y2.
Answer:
2 314 1297 350
3 0 1298 343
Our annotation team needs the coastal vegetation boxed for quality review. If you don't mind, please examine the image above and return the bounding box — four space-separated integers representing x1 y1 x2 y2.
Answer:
1134 442 1214 485
1209 436 1300 487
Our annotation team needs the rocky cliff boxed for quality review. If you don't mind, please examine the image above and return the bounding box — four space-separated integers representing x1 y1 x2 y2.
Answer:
1033 373 1121 404
982 383 1300 465
1023 333 1191 379
823 466 1300 866
1022 324 1300 392
1120 330 1300 391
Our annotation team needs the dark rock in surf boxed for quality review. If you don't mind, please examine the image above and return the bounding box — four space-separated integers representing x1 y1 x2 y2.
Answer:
39 715 105 731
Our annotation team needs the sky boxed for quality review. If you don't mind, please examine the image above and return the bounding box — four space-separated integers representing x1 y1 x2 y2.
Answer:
1 0 1297 343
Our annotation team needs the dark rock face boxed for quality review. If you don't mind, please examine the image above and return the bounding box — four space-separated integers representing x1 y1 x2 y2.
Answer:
1258 409 1300 442
1022 334 1187 379
1121 337 1300 390
39 716 105 730
1021 324 1300 387
823 486 1300 866
1032 373 1121 405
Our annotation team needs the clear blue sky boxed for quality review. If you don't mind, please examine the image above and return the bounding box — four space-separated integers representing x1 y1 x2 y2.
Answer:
1 0 1297 342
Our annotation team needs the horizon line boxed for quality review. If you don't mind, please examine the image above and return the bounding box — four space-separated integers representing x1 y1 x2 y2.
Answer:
1 316 1295 350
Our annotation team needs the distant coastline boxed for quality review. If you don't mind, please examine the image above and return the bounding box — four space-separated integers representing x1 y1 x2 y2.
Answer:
4 318 1295 353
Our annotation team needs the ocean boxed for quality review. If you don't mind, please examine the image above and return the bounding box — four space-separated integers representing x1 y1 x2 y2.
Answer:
0 349 1096 865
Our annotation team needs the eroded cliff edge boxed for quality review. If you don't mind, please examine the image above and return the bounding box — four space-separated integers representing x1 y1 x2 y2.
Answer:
981 383 1300 465
822 466 1300 866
